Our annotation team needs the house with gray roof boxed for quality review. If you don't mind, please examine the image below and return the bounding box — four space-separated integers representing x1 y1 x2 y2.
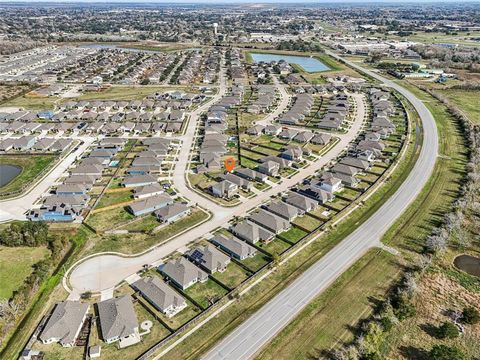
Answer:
133 183 164 199
154 203 191 223
300 184 335 203
235 168 268 183
161 257 208 290
339 157 372 171
284 191 319 211
132 277 186 317
186 244 231 274
39 301 89 347
122 174 158 188
210 180 238 199
249 209 291 234
231 220 274 244
128 194 173 216
210 234 257 260
311 133 332 145
97 295 140 348
257 160 280 177
264 200 304 221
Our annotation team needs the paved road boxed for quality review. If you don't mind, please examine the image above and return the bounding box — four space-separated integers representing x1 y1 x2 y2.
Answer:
67 90 366 294
201 54 438 360
0 136 96 222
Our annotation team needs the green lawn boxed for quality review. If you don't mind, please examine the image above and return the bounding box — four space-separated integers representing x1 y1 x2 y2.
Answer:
212 262 251 289
2 95 58 110
0 246 50 299
255 250 401 360
239 252 271 272
184 279 228 309
86 206 135 232
0 155 57 196
86 209 209 254
292 215 323 232
436 88 480 124
280 227 309 243
95 190 133 209
258 238 291 256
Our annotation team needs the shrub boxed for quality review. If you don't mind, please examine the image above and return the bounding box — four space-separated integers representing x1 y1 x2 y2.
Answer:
430 345 465 360
438 321 459 339
461 306 480 325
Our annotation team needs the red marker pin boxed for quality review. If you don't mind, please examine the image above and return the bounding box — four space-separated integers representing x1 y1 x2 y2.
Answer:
224 157 236 172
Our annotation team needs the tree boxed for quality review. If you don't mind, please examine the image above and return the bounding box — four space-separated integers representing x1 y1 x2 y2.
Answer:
438 321 459 339
430 345 465 360
461 306 480 325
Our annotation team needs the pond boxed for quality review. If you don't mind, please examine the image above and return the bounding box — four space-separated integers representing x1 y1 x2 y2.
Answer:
250 52 331 73
454 254 480 277
0 164 22 188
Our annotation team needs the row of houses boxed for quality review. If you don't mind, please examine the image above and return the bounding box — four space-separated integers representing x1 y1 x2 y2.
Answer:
0 135 72 152
277 93 314 125
27 138 128 222
246 85 277 114
196 84 244 174
316 93 350 131
247 124 332 146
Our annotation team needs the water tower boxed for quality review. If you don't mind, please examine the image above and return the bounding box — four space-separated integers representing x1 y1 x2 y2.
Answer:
213 23 218 36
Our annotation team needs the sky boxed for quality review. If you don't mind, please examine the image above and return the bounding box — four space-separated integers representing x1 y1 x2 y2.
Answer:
1 0 479 3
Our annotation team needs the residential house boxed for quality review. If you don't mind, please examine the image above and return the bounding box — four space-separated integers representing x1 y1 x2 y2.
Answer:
230 220 274 244
128 194 173 216
210 234 257 260
39 301 89 347
132 277 186 317
249 209 291 234
186 244 231 274
210 180 238 199
160 257 208 290
97 295 140 348
154 203 191 223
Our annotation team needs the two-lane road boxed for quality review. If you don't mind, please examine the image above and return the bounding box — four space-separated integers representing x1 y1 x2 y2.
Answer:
202 53 439 360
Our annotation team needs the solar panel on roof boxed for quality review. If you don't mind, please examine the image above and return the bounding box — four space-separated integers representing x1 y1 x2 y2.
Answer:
190 250 206 265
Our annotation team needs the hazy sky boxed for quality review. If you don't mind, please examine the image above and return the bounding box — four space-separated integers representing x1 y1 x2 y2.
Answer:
1 0 479 3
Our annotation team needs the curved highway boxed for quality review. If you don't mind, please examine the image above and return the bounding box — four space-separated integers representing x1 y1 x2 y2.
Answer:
201 53 439 360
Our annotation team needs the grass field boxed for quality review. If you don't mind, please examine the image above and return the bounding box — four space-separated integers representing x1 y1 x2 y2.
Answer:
86 209 209 254
435 88 479 125
76 85 193 101
255 249 401 360
1 95 58 110
95 189 133 209
0 246 50 299
185 279 228 309
0 154 57 196
212 262 251 289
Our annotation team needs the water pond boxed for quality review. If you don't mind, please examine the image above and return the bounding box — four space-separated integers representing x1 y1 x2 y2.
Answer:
250 52 330 73
0 164 22 187
454 254 480 277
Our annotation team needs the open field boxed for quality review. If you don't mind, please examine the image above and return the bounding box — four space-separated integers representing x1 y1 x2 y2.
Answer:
76 85 194 101
85 209 209 255
0 246 50 299
255 249 401 360
434 88 479 125
1 95 58 110
0 154 57 196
